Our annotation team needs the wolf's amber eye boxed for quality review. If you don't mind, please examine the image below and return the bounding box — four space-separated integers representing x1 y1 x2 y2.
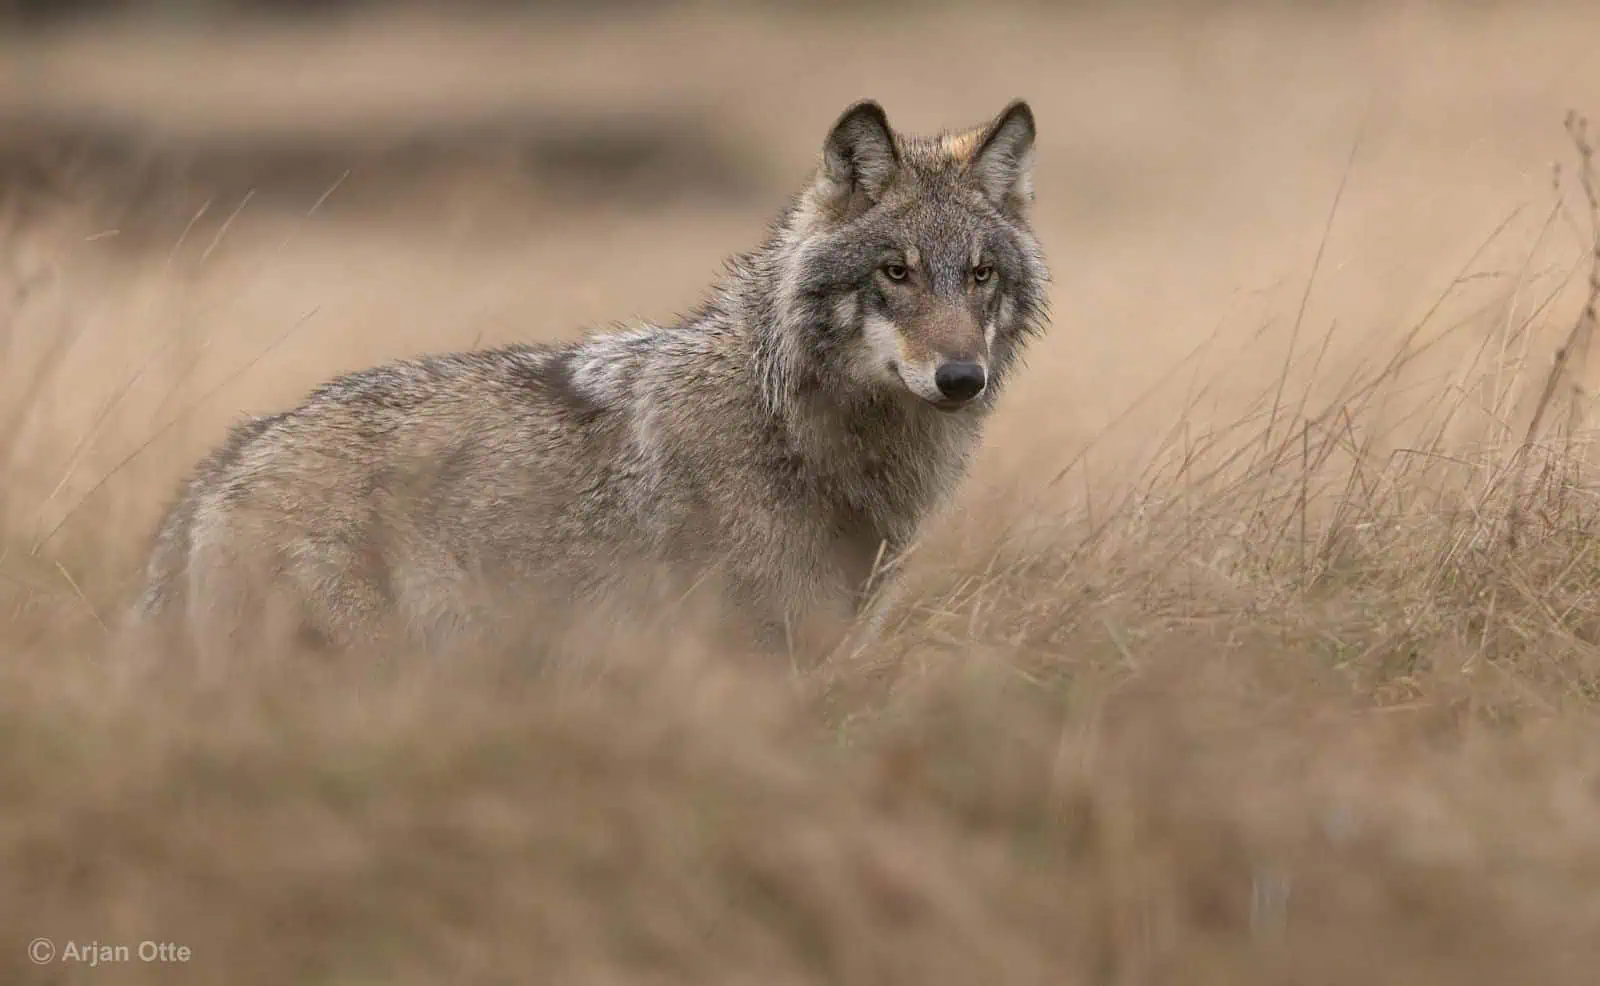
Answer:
972 264 995 284
883 263 909 282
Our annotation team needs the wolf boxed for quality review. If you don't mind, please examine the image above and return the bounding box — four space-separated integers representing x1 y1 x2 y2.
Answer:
126 98 1051 667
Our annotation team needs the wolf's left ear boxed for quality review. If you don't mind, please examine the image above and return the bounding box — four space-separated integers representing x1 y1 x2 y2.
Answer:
972 100 1036 217
818 100 900 213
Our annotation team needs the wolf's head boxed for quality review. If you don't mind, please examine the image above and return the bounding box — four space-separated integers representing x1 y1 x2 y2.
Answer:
764 99 1050 415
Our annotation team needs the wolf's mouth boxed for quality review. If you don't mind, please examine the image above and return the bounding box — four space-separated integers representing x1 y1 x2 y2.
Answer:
893 365 972 412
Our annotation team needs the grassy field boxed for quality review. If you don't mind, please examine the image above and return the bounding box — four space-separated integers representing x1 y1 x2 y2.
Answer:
3 3 1600 983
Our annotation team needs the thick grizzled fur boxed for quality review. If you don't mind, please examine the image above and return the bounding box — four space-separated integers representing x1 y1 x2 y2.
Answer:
128 99 1051 665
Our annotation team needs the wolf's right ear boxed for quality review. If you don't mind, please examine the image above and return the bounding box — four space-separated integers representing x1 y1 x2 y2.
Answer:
817 100 900 213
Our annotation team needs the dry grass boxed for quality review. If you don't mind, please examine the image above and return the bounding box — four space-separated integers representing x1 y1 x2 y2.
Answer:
4 5 1600 984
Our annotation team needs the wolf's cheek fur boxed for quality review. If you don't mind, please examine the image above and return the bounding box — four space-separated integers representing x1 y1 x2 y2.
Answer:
857 313 912 389
833 293 897 387
987 291 1016 349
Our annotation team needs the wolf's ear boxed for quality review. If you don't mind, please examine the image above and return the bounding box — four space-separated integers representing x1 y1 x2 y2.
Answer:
817 100 900 213
971 100 1036 217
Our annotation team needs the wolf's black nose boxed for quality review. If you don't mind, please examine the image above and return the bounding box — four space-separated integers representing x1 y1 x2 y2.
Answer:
934 361 986 402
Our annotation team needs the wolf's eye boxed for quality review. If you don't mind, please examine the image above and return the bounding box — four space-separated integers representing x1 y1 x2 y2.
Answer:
883 263 909 282
972 264 995 284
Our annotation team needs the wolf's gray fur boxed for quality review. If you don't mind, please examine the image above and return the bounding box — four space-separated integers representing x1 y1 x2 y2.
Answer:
128 98 1051 664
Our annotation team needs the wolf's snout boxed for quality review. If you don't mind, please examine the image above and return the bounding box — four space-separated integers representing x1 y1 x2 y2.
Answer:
934 361 987 403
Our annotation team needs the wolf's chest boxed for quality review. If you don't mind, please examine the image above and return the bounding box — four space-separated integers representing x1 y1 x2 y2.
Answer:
828 496 893 597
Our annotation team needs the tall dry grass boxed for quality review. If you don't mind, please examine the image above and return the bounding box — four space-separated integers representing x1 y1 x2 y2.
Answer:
4 15 1600 983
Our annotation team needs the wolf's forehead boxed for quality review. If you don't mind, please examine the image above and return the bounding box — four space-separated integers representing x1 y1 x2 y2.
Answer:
900 128 987 167
879 198 990 256
893 140 993 210
918 221 986 269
